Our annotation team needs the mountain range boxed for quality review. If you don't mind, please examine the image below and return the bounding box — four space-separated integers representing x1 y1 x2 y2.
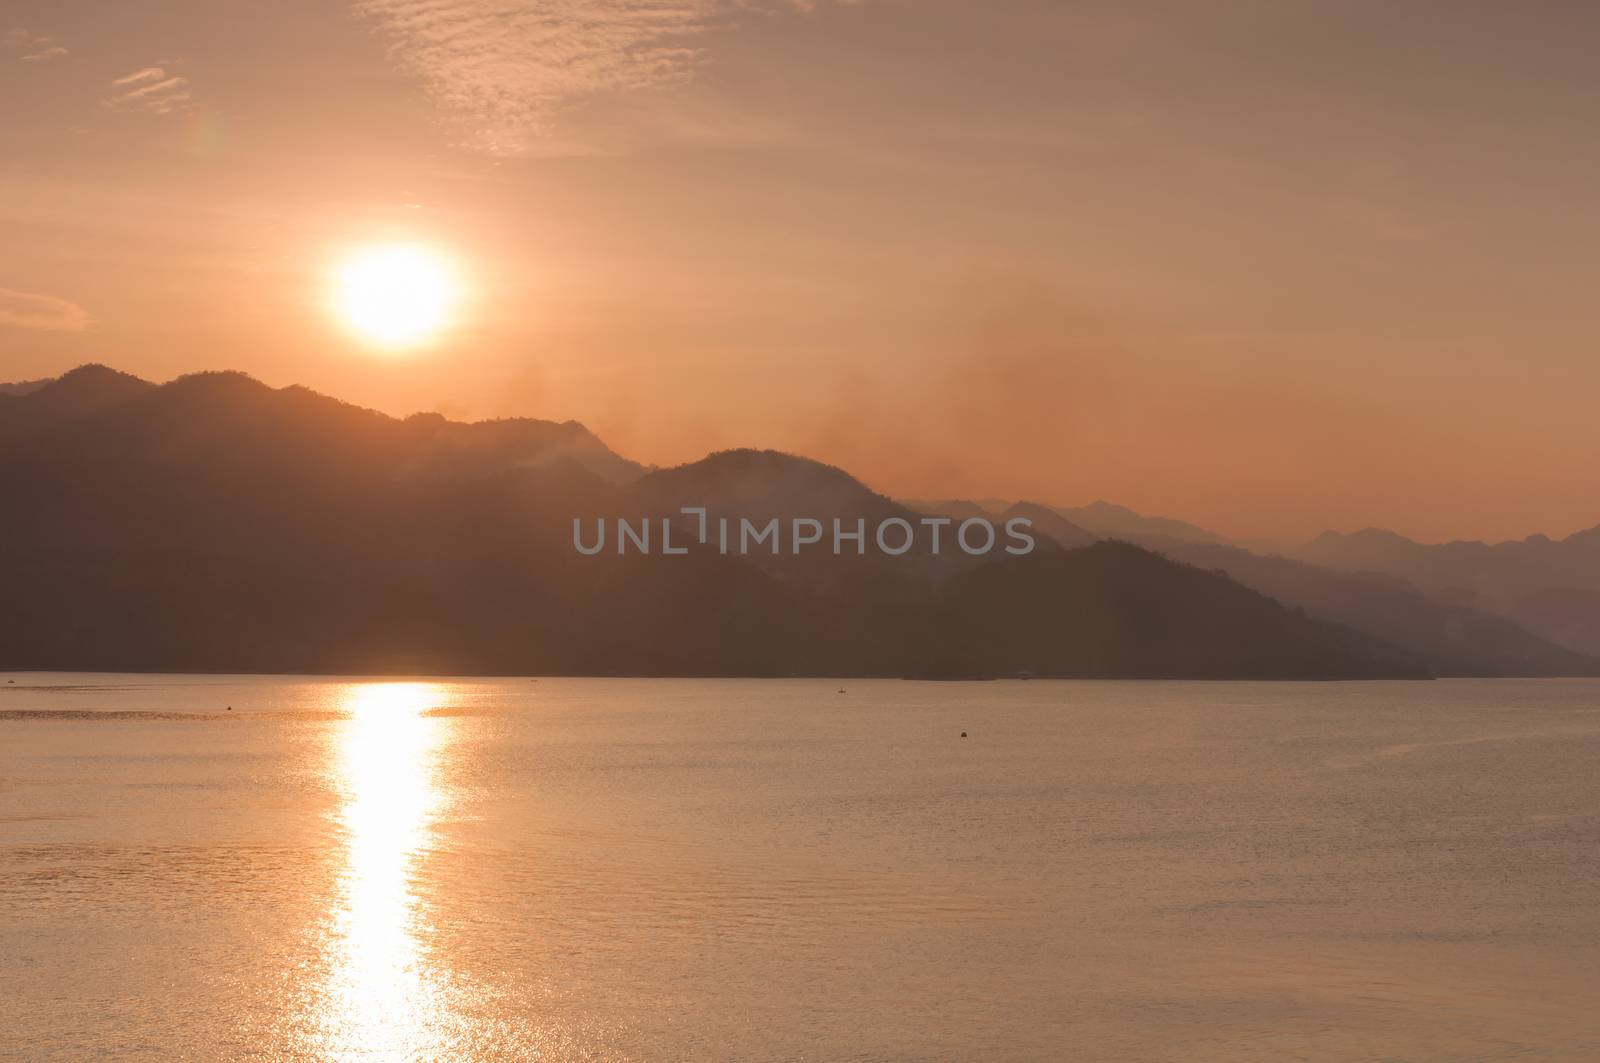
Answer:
2 364 1594 679
1288 527 1600 658
900 503 1600 677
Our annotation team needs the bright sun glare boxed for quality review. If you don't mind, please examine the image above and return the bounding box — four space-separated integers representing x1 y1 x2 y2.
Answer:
334 244 459 349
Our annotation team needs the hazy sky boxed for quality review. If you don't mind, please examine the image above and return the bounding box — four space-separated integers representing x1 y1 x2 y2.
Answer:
4 1 1599 543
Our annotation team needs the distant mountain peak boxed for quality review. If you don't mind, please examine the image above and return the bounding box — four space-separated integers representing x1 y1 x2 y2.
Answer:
1079 500 1141 518
0 364 155 438
699 447 842 470
46 363 152 395
1002 500 1097 549
1562 525 1600 547
170 368 276 395
1052 500 1228 546
641 448 892 507
1312 527 1418 546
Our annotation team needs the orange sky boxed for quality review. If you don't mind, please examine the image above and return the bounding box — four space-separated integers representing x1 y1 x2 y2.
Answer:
4 1 1599 544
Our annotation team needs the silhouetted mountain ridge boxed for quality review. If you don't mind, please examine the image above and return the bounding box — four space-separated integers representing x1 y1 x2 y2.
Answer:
1121 537 1598 677
1053 501 1227 545
0 364 154 444
0 365 1432 678
1294 524 1600 656
899 500 1600 676
1002 502 1097 550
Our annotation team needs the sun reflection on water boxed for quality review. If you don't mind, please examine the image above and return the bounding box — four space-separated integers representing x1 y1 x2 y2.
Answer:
317 681 450 1058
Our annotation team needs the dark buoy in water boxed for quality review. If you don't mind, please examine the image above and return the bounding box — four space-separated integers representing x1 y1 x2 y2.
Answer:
838 688 846 694
226 706 233 711
960 731 968 738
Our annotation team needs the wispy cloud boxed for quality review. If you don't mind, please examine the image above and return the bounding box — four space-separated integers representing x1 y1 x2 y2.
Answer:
112 67 167 87
0 288 92 332
6 27 67 62
105 66 192 115
353 0 836 153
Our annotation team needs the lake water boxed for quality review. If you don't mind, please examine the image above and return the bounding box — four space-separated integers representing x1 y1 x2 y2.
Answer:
3 675 1598 1061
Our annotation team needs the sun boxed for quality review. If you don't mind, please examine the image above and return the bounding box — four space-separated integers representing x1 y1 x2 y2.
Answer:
333 244 460 348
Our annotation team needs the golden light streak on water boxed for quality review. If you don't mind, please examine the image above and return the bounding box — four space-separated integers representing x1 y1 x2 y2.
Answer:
316 681 450 1059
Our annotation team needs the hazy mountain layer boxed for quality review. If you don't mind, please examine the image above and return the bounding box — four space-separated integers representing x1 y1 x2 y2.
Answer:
907 506 1600 677
1294 527 1600 656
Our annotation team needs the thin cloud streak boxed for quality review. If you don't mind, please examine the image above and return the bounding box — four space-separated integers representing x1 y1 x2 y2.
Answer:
5 27 67 61
105 66 192 115
0 288 92 332
112 67 167 87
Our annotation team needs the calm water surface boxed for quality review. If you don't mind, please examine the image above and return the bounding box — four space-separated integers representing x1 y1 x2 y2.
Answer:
3 675 1598 1061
